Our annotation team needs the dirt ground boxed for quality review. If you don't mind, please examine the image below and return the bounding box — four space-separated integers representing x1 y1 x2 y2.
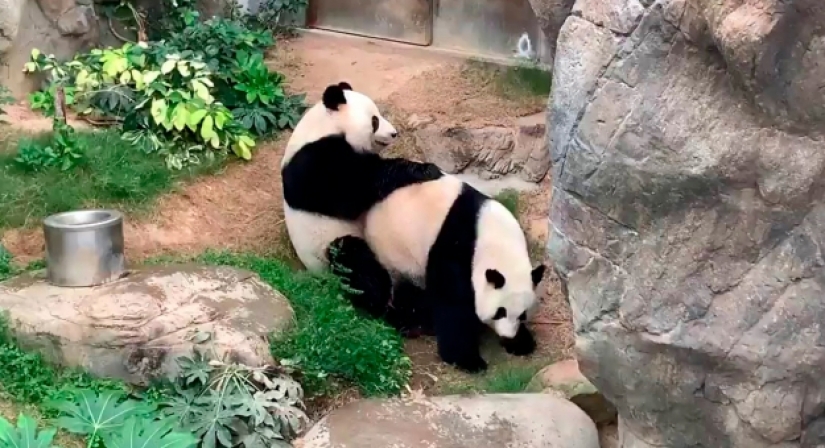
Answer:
1 32 573 398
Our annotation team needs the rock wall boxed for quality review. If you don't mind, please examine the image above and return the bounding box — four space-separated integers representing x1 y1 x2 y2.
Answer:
547 0 825 447
1 0 98 97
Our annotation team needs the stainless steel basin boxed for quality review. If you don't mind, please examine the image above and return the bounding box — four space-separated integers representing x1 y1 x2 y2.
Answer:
43 209 126 287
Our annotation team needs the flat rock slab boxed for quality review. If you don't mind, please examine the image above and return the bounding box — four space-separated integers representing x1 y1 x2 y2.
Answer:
0 264 293 385
296 394 599 448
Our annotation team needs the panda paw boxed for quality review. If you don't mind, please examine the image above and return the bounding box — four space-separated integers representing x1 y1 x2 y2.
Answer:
452 356 488 374
501 327 536 357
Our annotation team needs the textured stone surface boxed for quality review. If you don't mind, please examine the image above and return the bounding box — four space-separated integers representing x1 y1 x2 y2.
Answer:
0 0 27 53
525 0 576 62
0 264 293 385
528 358 617 426
1 0 100 97
415 113 551 183
295 394 600 448
547 0 825 447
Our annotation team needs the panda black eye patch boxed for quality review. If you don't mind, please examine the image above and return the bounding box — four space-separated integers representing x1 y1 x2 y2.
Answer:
518 311 527 321
371 116 379 133
493 307 507 320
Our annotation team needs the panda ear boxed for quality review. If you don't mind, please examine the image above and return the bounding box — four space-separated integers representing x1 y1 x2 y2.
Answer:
322 84 348 111
531 264 546 287
338 82 353 91
485 269 506 289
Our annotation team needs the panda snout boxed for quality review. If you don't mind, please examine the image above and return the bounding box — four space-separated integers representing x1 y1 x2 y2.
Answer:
390 132 398 138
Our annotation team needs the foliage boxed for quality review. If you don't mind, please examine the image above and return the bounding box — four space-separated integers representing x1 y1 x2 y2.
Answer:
0 246 12 282
0 85 15 119
237 0 309 34
0 413 59 448
149 252 412 397
0 128 223 229
23 0 306 170
49 389 196 448
152 352 307 447
14 120 85 172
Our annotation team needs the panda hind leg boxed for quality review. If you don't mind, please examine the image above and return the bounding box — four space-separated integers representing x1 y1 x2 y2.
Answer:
385 280 434 338
327 235 392 320
500 322 536 356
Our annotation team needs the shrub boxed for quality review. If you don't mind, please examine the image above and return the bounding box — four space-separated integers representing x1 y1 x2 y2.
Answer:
0 246 12 282
14 120 84 172
23 0 306 170
150 352 308 447
0 85 15 119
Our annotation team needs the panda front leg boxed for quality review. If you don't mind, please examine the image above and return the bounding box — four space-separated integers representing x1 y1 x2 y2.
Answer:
327 235 393 319
500 322 536 356
432 303 487 373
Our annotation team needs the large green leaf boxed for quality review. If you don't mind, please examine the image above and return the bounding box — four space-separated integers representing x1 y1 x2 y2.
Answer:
50 390 151 439
0 414 58 448
101 417 197 448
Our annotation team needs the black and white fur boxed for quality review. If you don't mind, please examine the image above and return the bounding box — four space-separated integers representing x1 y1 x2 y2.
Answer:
362 175 546 373
281 82 442 317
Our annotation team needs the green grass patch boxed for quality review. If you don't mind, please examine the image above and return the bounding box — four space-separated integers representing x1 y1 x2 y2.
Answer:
149 251 412 397
465 60 552 99
0 128 224 229
494 188 521 217
439 362 542 395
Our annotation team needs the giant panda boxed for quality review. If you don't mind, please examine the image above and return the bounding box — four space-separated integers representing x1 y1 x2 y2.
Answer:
360 174 546 373
280 82 442 316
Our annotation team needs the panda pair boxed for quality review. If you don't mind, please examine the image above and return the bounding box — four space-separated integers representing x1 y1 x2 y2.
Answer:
281 82 545 373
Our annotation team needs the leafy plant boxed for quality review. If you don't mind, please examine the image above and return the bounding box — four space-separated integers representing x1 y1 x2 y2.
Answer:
0 414 59 448
0 85 15 119
0 245 12 282
14 119 85 172
240 0 309 34
155 352 308 448
22 0 305 170
50 389 152 440
28 86 77 118
49 389 196 448
102 417 197 448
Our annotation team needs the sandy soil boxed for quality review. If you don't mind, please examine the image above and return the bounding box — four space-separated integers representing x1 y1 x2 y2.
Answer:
1 31 573 400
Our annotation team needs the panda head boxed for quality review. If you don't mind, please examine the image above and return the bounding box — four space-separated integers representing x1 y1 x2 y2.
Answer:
479 264 546 339
322 82 398 152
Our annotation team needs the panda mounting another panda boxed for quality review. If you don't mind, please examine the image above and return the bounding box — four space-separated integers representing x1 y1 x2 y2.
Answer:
280 82 546 373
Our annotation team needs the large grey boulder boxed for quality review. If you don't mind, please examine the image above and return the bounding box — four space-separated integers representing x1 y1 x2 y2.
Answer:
0 264 293 385
548 0 825 447
1 0 100 97
295 394 600 448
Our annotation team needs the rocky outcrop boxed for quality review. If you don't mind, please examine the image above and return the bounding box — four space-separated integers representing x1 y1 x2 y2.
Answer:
547 0 825 447
295 394 600 448
525 0 576 61
414 112 552 184
528 358 617 427
0 0 99 97
0 264 294 385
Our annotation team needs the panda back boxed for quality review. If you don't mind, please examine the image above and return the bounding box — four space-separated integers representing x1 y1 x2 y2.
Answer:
281 102 339 168
363 176 465 283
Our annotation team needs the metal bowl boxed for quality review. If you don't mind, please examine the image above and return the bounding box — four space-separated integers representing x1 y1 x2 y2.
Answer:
43 209 126 287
